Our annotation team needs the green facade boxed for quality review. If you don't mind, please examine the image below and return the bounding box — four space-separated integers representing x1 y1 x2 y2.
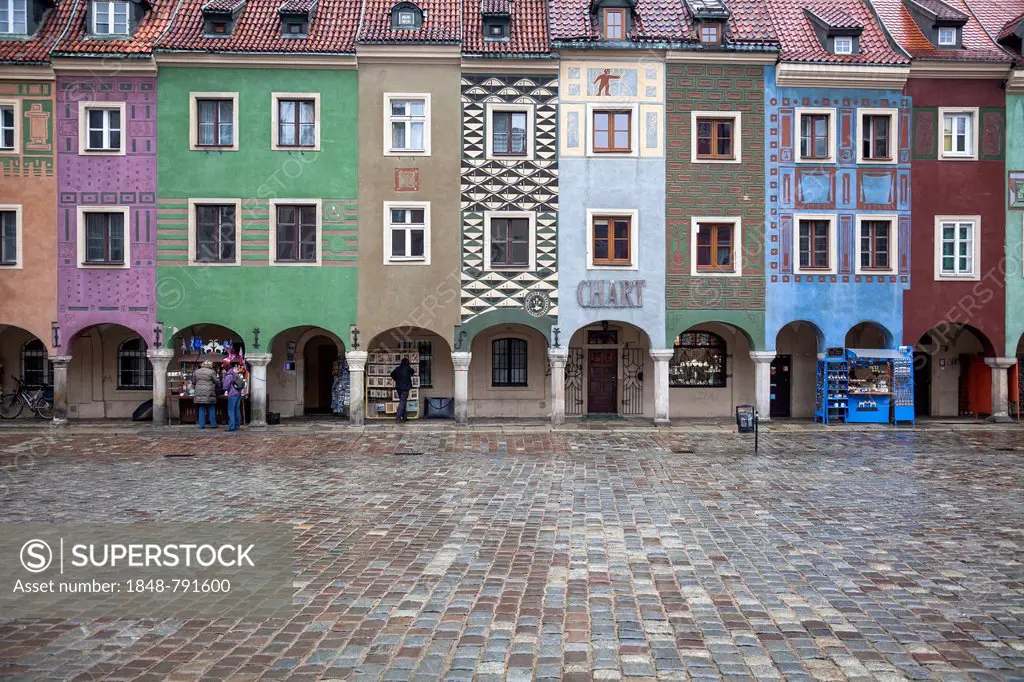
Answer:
1007 91 1024 357
155 66 359 348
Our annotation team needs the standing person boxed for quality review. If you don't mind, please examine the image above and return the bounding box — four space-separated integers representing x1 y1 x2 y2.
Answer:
193 361 219 429
389 357 416 423
224 361 245 432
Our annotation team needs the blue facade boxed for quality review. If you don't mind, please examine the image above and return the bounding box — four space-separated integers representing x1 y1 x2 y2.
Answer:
765 65 912 351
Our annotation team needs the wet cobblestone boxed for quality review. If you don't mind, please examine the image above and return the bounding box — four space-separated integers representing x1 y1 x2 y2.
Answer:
0 430 1022 680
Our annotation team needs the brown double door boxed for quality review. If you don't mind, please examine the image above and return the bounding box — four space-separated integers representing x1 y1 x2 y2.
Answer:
587 349 618 414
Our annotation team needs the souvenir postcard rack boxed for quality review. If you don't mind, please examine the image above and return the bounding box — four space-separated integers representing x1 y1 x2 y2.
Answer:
365 344 420 420
817 347 914 426
168 352 251 425
815 348 848 424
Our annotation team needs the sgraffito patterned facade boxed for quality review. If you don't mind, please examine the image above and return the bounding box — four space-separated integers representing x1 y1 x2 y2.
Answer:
0 81 54 178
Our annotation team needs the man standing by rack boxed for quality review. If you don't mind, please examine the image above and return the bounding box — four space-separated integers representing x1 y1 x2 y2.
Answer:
390 358 416 423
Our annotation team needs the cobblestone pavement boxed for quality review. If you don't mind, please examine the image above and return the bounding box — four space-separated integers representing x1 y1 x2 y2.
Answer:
1 430 1022 681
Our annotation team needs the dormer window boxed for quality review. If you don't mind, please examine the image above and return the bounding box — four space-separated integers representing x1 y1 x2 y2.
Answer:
834 36 853 54
602 7 624 40
901 0 966 49
484 19 508 39
278 0 315 38
937 26 957 45
699 22 721 45
0 0 28 34
92 0 129 35
202 0 244 36
210 20 226 32
804 8 861 56
391 2 422 29
284 19 305 34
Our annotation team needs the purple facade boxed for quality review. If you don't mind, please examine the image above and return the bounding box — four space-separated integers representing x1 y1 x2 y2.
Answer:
57 75 157 346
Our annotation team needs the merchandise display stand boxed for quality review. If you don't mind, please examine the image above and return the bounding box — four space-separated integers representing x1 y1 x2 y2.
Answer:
365 343 420 420
815 348 848 424
815 346 914 426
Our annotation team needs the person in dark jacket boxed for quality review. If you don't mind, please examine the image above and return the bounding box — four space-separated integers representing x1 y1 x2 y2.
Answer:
223 361 245 432
389 357 416 423
193 361 219 429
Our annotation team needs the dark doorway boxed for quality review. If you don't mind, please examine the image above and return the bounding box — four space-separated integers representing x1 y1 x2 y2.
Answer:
914 351 931 417
770 355 791 418
587 349 618 414
304 336 339 414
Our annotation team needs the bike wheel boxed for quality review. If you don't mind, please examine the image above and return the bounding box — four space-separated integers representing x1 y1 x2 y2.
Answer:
0 393 24 419
33 400 54 420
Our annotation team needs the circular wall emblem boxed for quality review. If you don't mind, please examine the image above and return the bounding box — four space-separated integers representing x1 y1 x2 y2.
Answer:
524 291 552 317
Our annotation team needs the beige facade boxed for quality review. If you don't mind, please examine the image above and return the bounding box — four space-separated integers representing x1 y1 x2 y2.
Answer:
668 323 755 419
469 325 550 418
66 325 151 419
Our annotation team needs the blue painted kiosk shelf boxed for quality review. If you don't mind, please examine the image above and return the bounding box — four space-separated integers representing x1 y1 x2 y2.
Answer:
816 347 914 426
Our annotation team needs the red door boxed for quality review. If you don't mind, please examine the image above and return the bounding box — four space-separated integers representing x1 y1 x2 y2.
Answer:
587 349 618 414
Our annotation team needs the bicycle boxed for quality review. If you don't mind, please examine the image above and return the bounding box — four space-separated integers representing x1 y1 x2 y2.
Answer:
0 377 55 419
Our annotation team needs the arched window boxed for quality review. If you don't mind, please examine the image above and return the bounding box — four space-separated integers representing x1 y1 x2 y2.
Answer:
118 338 153 390
669 332 726 388
391 2 422 29
492 338 527 387
21 339 52 387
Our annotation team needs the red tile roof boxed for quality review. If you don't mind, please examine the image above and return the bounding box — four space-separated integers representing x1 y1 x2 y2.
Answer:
481 0 511 14
0 0 74 63
156 0 359 53
805 6 859 29
964 0 1024 45
762 0 907 63
869 0 1012 61
51 0 175 55
464 0 549 53
357 0 461 43
201 0 246 12
279 0 316 13
906 0 966 22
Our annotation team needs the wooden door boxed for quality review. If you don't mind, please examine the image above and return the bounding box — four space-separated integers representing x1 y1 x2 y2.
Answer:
587 349 618 414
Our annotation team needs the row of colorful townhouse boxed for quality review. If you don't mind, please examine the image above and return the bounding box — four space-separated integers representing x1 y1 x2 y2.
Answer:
2 0 1024 426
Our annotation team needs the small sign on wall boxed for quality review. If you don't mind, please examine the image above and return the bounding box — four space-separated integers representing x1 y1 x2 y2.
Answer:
395 168 419 192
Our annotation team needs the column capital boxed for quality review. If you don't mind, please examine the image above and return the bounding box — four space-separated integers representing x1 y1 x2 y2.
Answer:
346 350 368 370
49 355 72 366
985 357 1017 370
147 348 175 364
750 351 777 364
246 352 272 367
548 348 569 365
649 349 675 362
451 351 472 370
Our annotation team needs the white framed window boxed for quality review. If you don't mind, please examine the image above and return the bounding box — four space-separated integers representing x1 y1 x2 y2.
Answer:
794 107 836 164
0 204 23 269
385 94 430 156
857 108 898 164
187 199 242 266
939 107 978 160
483 211 536 271
0 0 28 34
91 0 129 35
271 93 319 150
690 110 742 164
833 36 853 54
485 103 534 160
935 216 980 281
586 208 638 270
586 103 639 157
384 201 430 265
0 98 20 154
190 92 239 151
792 213 838 275
268 198 321 266
937 26 958 46
76 206 131 269
78 101 126 155
690 216 743 277
855 215 898 275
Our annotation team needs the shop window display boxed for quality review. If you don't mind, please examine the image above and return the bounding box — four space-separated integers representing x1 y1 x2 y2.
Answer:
669 332 726 388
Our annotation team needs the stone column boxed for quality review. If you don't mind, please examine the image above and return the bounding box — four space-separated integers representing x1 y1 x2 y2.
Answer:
750 351 776 422
50 355 72 426
247 353 272 427
346 351 368 427
650 349 674 426
984 357 1017 423
549 349 568 426
147 348 175 427
451 352 472 424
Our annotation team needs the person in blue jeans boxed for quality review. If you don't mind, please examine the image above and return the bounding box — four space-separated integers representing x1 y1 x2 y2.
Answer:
223 362 245 432
193 361 219 429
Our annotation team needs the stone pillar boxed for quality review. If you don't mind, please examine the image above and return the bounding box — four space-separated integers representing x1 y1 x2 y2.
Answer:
50 355 72 426
247 353 272 427
549 349 568 426
750 351 776 422
984 357 1017 423
147 348 175 427
451 352 472 424
346 351 367 427
650 349 674 426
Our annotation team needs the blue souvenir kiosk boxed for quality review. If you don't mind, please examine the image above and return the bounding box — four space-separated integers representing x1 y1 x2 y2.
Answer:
815 346 914 425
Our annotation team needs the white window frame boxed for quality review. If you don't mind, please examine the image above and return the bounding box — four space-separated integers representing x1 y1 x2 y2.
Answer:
485 103 534 161
189 92 239 151
857 108 898 165
0 204 24 269
384 93 431 157
586 208 639 270
690 110 742 164
383 200 431 265
187 198 242 266
76 206 131 269
939 107 978 161
690 216 743 278
78 101 126 155
585 103 639 158
271 92 320 151
91 0 129 35
267 198 322 266
833 36 853 54
794 107 837 164
0 98 21 155
854 214 899 276
483 211 536 272
0 0 28 33
934 215 980 281
937 26 957 46
792 213 838 275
